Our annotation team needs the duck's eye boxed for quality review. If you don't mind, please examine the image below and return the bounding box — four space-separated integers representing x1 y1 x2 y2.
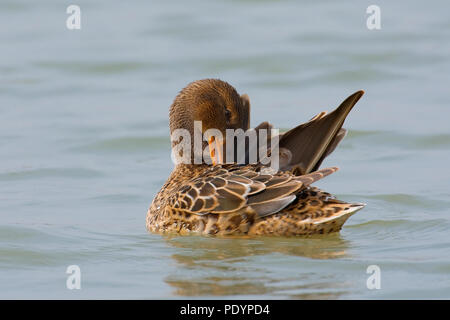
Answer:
224 108 231 120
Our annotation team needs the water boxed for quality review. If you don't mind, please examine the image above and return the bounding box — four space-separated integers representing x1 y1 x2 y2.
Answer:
1 0 449 299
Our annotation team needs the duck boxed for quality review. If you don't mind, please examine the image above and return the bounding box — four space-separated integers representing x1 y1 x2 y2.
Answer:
146 79 365 236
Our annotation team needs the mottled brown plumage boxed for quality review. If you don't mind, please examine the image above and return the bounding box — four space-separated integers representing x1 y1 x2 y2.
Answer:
146 79 365 236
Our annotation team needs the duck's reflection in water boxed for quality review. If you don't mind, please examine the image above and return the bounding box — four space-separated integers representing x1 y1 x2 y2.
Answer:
163 234 353 299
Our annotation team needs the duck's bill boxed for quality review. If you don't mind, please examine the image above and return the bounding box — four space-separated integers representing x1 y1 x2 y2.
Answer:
208 136 223 165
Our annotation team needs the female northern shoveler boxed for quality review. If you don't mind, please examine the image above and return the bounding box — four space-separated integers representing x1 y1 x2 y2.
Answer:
146 79 365 236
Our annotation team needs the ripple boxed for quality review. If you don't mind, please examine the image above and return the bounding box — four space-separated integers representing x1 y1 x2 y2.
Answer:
34 61 153 75
0 225 79 267
348 218 450 241
313 68 403 84
0 167 103 181
345 130 450 150
359 193 448 210
73 136 169 153
87 193 144 203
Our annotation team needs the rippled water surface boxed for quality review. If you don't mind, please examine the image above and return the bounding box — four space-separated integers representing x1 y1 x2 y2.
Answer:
1 0 449 299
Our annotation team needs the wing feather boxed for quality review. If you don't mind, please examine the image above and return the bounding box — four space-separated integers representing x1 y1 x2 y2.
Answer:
168 165 338 217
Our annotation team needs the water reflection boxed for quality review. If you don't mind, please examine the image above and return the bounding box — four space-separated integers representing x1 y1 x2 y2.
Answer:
163 234 352 298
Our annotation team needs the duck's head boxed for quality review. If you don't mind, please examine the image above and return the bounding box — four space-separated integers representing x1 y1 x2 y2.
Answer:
169 79 250 165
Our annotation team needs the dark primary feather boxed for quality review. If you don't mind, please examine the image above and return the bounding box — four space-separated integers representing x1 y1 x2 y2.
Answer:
243 91 363 174
278 90 364 174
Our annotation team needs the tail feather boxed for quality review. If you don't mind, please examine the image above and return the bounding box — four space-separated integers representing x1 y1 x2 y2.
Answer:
278 90 364 174
310 202 365 233
248 187 365 236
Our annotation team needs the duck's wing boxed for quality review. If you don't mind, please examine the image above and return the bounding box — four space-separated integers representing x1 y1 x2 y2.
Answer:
244 91 363 174
168 165 338 218
277 90 364 174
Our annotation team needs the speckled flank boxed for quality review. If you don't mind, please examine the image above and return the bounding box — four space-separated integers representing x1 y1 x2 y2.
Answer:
146 164 364 237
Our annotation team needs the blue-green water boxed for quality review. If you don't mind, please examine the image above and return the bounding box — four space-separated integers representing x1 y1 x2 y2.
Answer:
1 0 449 299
